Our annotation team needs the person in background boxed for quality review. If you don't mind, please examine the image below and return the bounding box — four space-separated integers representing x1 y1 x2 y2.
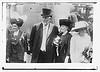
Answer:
29 8 59 63
53 19 73 63
87 15 93 63
88 15 93 41
68 12 84 23
70 21 92 63
68 12 81 36
6 18 27 63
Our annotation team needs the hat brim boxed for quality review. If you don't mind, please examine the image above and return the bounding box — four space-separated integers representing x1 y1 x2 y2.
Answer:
71 26 88 31
41 14 52 17
60 24 70 27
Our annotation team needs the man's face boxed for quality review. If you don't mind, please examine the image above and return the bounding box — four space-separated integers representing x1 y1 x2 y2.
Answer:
42 16 51 24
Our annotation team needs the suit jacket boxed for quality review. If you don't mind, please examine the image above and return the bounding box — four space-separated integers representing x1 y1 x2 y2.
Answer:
29 23 58 63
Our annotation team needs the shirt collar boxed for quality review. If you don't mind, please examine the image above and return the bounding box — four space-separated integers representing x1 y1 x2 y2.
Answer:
42 22 50 27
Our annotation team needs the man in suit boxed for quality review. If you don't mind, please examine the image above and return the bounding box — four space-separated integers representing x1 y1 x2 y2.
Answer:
29 8 59 63
6 18 27 63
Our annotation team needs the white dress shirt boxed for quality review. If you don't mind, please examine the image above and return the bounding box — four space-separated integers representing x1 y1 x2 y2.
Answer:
40 23 49 51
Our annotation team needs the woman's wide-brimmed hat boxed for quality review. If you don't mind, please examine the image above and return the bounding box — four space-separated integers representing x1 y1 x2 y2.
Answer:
71 21 89 31
10 18 17 25
10 18 24 27
16 18 24 27
59 19 73 28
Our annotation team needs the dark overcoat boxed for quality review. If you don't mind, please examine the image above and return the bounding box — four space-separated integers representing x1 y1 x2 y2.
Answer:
29 23 58 63
56 32 72 63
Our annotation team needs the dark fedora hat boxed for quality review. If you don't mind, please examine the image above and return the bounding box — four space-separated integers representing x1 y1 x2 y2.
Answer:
41 8 52 17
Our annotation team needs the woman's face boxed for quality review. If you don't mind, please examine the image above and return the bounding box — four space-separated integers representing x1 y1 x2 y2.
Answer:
43 16 52 24
78 28 87 36
11 24 19 31
60 25 68 33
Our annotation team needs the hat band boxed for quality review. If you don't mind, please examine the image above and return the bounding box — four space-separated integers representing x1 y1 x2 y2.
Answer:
41 14 52 16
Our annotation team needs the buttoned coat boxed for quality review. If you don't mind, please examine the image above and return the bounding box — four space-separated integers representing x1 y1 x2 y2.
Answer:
29 23 58 63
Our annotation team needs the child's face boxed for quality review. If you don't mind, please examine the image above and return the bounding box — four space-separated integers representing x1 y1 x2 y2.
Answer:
60 25 68 33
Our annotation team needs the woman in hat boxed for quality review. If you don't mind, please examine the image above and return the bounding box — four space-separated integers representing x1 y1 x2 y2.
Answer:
70 21 92 63
54 19 72 63
6 18 27 63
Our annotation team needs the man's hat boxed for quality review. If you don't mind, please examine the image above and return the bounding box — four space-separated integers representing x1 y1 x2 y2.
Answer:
59 19 73 28
41 8 52 17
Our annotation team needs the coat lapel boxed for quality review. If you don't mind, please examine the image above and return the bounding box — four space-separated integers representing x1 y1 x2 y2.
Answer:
39 23 43 38
46 23 54 39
